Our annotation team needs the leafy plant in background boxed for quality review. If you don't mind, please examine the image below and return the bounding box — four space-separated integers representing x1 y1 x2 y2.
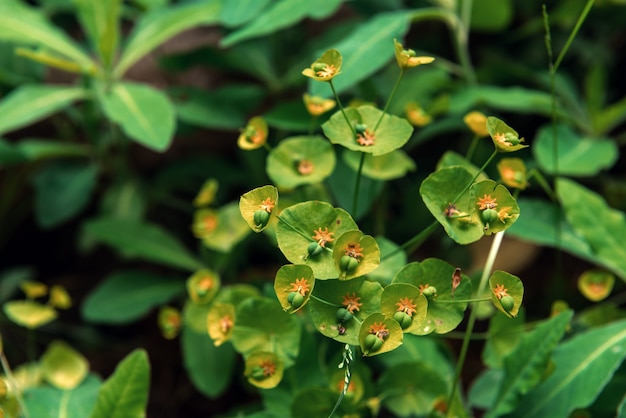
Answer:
1 0 626 417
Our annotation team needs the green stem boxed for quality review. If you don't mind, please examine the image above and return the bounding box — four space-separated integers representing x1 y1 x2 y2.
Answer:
526 168 557 201
374 69 405 131
309 294 340 308
454 0 477 85
434 297 491 304
1 352 31 418
446 231 505 415
451 149 497 204
328 80 355 137
553 0 594 73
465 135 480 161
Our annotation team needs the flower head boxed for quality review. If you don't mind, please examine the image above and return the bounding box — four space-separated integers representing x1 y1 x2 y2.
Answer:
463 111 488 137
259 197 275 213
194 179 218 207
303 93 336 116
192 209 218 238
345 243 364 259
393 39 435 70
238 116 268 150
297 159 315 175
395 297 417 316
493 284 509 299
356 129 376 146
497 206 513 223
312 227 334 247
477 194 498 210
342 292 362 313
406 102 432 126
289 278 311 296
302 49 342 82
368 322 389 339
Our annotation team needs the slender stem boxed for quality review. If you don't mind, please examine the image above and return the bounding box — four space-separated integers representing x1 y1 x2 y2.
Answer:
454 0 477 85
553 0 594 73
465 135 480 161
433 297 491 304
351 153 366 215
373 69 405 131
1 352 31 418
451 149 498 205
309 294 340 308
446 231 505 415
328 80 355 137
381 220 439 261
308 116 317 136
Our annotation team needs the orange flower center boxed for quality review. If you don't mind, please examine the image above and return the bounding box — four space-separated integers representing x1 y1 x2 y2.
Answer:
395 297 418 316
493 284 509 299
289 278 311 296
368 322 389 340
316 64 337 78
356 129 376 146
312 227 334 247
259 197 275 213
477 194 498 210
219 315 233 333
297 159 315 175
342 292 362 313
260 360 276 377
345 243 364 259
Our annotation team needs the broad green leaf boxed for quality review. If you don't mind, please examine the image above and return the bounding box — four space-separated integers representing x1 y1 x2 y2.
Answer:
359 312 403 357
114 1 221 76
220 0 342 46
84 217 203 271
0 85 88 136
308 278 382 346
448 86 555 117
343 149 416 180
218 0 271 27
266 136 336 189
23 374 101 418
100 181 145 221
619 395 626 418
0 0 95 71
33 161 98 229
482 311 525 369
392 259 472 335
274 264 314 313
239 185 278 233
89 349 150 418
468 369 503 410
275 201 358 279
181 326 235 398
40 341 89 390
99 82 175 152
379 362 448 416
197 201 250 252
231 297 301 368
322 106 413 156
557 178 626 281
469 0 512 31
507 319 626 418
82 270 185 324
263 99 315 131
3 300 57 329
486 311 573 417
310 11 411 96
420 166 484 244
534 124 618 176
74 0 120 68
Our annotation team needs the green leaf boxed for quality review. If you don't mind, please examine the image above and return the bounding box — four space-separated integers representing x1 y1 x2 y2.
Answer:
448 86 555 117
24 374 101 418
74 0 120 68
359 312 403 357
507 319 626 418
343 149 416 180
89 349 150 418
99 82 175 152
275 201 358 279
533 124 618 176
0 41 45 86
322 105 413 156
82 270 185 324
218 0 271 27
220 0 342 46
310 11 411 96
557 178 626 281
333 230 380 280
380 284 428 334
239 185 278 233
40 340 89 390
181 326 235 398
482 311 525 369
274 264 314 313
486 311 573 417
469 0 512 32
114 1 221 77
0 85 88 136
420 166 484 244
0 0 94 71
84 218 203 271
470 180 520 235
230 297 301 367
594 94 626 135
33 161 98 229
197 201 250 252
3 300 57 329
437 150 489 182
266 136 336 189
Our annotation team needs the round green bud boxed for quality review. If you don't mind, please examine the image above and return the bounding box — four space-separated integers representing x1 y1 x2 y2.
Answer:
422 286 437 297
307 242 324 257
287 291 304 309
364 334 383 352
500 295 515 313
393 311 413 329
355 123 368 134
336 307 353 323
402 48 417 57
504 133 521 145
340 255 359 273
250 366 267 380
312 62 327 72
253 209 270 228
481 208 498 224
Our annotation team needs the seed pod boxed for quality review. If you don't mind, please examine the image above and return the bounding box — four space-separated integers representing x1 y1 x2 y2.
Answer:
307 242 324 257
250 366 267 380
481 208 498 224
287 291 304 309
393 311 413 329
422 286 437 298
504 133 521 145
340 255 359 273
336 307 353 324
513 172 525 183
500 295 515 313
355 123 368 134
364 334 383 353
403 48 417 57
253 209 270 228
313 62 328 72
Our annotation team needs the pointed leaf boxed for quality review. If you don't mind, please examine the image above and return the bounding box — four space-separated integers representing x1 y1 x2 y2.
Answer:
84 218 203 271
82 270 185 324
114 1 221 76
507 319 626 418
74 0 121 68
534 124 617 176
486 311 573 417
0 0 94 71
100 82 175 152
23 374 101 418
0 85 88 136
89 350 150 418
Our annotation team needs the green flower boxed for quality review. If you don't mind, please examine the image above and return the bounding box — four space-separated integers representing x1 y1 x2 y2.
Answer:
302 49 342 82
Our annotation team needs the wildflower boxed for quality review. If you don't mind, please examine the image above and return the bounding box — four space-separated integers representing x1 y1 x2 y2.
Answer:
219 315 233 334
193 178 218 207
192 209 218 238
258 198 275 213
342 292 362 313
395 297 417 316
302 49 342 82
345 243 364 259
356 129 376 146
289 278 311 296
158 307 181 340
497 206 513 223
463 111 488 137
419 283 437 297
497 158 527 189
312 227 334 247
303 93 336 116
477 194 497 210
393 39 435 70
257 360 277 378
297 159 315 175
237 116 267 150
368 322 389 340
493 284 509 299
406 102 432 126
